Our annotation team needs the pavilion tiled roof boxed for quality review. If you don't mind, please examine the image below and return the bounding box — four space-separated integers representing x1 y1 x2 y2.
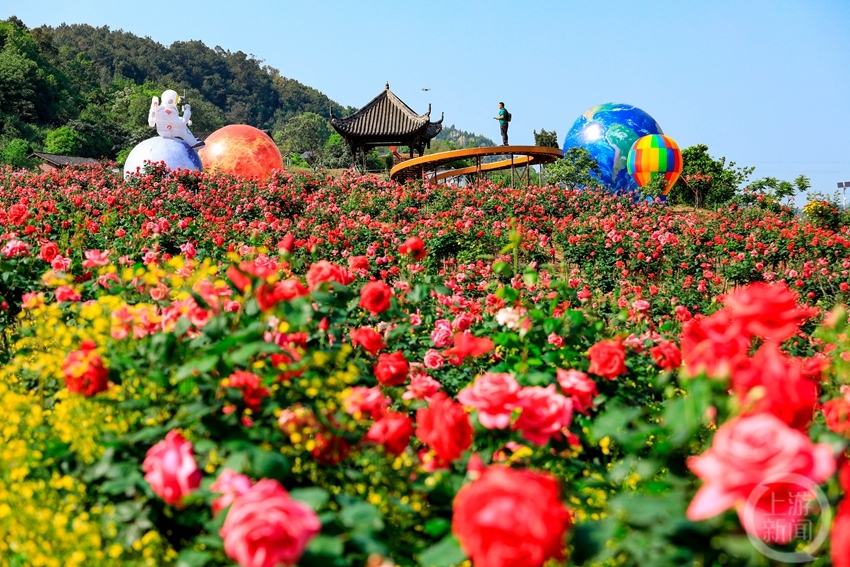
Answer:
29 153 99 167
330 83 441 138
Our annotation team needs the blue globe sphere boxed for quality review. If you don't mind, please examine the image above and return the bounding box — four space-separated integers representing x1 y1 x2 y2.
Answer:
563 103 663 194
123 137 203 178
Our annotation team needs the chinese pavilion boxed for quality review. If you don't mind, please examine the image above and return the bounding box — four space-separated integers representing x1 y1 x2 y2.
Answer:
330 83 443 167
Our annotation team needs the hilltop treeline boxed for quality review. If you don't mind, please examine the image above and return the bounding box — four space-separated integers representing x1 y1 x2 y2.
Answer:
0 16 352 163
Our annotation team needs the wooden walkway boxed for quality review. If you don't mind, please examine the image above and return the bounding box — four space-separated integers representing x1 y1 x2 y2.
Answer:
390 145 563 184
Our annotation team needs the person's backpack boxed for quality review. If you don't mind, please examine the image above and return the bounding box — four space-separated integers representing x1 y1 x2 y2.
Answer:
505 110 512 122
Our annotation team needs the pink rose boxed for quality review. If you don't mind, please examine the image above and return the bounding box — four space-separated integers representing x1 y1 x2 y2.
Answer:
403 369 442 401
342 386 389 420
457 372 521 429
210 469 253 515
423 348 445 369
82 249 110 268
51 255 72 271
556 369 598 415
687 413 835 543
220 479 320 567
452 313 473 331
430 320 454 348
54 285 81 303
143 430 202 506
514 385 574 446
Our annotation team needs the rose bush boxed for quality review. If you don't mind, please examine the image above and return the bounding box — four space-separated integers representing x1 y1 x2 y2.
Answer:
2 165 850 566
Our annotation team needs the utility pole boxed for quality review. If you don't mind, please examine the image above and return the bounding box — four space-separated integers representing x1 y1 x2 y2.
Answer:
839 181 850 210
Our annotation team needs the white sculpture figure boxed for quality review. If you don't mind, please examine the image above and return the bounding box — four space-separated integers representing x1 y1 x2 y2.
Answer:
148 89 204 148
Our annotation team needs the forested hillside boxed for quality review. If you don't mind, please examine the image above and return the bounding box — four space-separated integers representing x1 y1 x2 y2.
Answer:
0 16 353 164
433 125 495 149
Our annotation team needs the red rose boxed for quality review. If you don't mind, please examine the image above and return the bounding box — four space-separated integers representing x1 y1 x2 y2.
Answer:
350 327 386 354
514 385 573 446
374 351 409 386
587 339 626 379
271 348 304 381
364 412 414 455
724 282 817 342
442 332 494 362
649 340 682 371
556 369 598 415
399 236 426 260
832 501 850 567
457 372 521 429
686 413 835 543
227 261 277 293
278 233 295 252
40 241 59 263
306 260 352 290
225 371 270 412
681 311 750 378
273 278 309 301
220 479 320 567
348 255 370 272
63 340 109 396
342 386 389 419
416 392 473 464
7 203 29 225
823 398 850 436
143 430 202 506
732 342 818 431
452 466 572 567
359 280 393 314
311 431 352 465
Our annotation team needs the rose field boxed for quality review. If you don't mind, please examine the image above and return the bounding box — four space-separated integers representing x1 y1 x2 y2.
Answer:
4 164 850 567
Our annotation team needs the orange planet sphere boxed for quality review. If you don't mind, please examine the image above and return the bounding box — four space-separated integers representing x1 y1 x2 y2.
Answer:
198 125 283 180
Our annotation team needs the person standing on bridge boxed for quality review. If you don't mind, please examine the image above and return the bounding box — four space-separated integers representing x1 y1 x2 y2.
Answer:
494 102 509 146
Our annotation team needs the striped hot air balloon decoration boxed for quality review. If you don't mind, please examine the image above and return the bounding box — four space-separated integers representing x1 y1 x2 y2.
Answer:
626 134 682 195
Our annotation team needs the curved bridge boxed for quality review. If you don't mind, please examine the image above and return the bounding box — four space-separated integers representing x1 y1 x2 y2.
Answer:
390 145 563 183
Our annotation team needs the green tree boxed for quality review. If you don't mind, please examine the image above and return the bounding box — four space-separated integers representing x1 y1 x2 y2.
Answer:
667 144 754 208
44 126 82 155
545 147 601 188
0 138 31 167
533 129 558 148
749 174 810 201
640 175 670 199
319 133 351 169
274 112 332 154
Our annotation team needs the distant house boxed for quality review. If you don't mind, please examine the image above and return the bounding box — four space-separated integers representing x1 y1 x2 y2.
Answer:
28 153 99 173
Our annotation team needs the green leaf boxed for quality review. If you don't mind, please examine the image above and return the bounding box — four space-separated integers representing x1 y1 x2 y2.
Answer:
174 355 219 382
407 284 430 303
173 316 192 337
250 448 289 480
305 534 344 557
226 341 280 366
340 501 384 532
417 535 467 567
571 519 617 564
175 549 213 567
290 487 330 510
493 261 512 277
423 518 451 538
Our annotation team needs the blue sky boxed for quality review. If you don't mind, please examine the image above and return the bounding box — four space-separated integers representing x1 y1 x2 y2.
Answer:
5 0 849 199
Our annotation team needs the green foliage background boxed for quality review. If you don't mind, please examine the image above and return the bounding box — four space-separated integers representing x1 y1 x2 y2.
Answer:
0 16 354 162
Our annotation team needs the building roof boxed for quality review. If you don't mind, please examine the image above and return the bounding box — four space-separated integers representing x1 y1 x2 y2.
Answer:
330 83 443 139
29 153 99 167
